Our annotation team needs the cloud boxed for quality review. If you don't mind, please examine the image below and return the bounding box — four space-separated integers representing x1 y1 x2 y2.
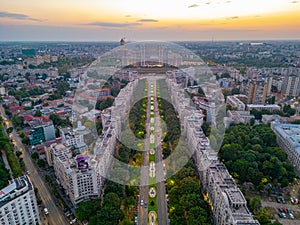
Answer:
0 11 42 22
205 2 211 5
226 16 239 20
125 15 132 17
83 22 140 27
290 1 299 3
188 4 199 8
136 19 158 23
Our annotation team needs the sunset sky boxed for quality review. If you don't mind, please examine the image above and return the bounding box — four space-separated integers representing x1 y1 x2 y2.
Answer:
0 0 299 41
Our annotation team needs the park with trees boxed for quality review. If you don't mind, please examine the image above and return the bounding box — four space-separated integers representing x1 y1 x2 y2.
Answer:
219 124 296 190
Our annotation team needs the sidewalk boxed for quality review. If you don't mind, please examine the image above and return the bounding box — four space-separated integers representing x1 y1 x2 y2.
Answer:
1 150 13 178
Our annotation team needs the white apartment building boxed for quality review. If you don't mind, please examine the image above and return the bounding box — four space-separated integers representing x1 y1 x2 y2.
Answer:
185 116 259 225
0 176 40 225
226 95 245 111
51 143 102 206
59 122 88 152
247 104 281 112
167 75 259 225
271 121 300 173
224 110 255 128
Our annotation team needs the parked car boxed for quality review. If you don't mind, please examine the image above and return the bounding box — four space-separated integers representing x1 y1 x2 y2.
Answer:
289 213 295 220
278 212 286 218
70 218 77 224
44 208 49 215
282 208 288 214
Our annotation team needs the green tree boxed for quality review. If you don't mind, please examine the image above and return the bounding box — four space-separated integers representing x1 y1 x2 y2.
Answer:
231 88 240 95
34 110 42 117
6 127 13 133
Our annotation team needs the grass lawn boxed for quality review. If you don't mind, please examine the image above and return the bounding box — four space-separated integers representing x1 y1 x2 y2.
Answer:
149 154 156 162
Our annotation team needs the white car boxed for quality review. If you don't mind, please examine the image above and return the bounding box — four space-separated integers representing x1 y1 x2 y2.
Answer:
70 218 77 224
44 208 49 215
140 199 144 206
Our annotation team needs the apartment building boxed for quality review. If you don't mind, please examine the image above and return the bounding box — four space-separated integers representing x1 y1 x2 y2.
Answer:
51 143 101 206
59 122 88 152
271 121 300 173
247 80 268 104
167 75 259 225
224 110 254 128
0 176 40 225
226 95 245 111
281 75 300 97
247 104 281 112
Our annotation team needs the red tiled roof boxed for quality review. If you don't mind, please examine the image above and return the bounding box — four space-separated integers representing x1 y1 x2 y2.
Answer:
8 106 25 111
24 115 52 123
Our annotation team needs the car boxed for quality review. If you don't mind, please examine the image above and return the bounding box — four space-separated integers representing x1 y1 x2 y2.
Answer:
291 198 295 204
70 218 77 224
44 208 49 215
282 208 288 214
286 208 291 214
140 199 144 206
278 212 286 218
134 217 138 222
289 213 295 220
66 211 72 217
144 202 147 208
278 208 283 213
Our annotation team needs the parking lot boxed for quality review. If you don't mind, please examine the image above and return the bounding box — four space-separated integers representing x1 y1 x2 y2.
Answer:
261 198 300 225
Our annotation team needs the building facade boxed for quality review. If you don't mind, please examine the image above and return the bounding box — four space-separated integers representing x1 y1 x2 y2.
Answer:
271 121 300 173
281 75 300 97
51 143 102 206
166 74 259 225
0 176 40 225
226 96 246 111
247 80 268 104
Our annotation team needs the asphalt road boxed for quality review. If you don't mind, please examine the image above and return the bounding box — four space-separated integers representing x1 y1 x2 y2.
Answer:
153 80 168 225
138 79 151 225
0 106 69 225
138 77 168 225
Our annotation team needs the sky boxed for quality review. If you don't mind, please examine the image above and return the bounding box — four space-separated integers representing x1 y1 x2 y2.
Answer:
0 0 300 41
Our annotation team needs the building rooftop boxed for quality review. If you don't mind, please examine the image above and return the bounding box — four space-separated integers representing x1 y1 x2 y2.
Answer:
0 176 33 208
272 122 300 154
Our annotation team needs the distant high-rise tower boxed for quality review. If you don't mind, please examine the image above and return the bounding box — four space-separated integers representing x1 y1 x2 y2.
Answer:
247 80 268 104
281 75 300 97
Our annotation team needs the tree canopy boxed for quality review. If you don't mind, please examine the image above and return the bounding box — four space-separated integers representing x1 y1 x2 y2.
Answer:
219 124 295 188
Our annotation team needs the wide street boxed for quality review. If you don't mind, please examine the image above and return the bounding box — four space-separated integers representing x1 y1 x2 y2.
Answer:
138 78 151 225
153 80 168 225
0 106 69 225
138 77 168 225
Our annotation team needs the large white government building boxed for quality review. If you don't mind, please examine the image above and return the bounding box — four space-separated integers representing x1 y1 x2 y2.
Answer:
0 176 40 225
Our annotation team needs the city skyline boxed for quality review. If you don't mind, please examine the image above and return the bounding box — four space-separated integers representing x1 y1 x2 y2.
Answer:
0 0 300 41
